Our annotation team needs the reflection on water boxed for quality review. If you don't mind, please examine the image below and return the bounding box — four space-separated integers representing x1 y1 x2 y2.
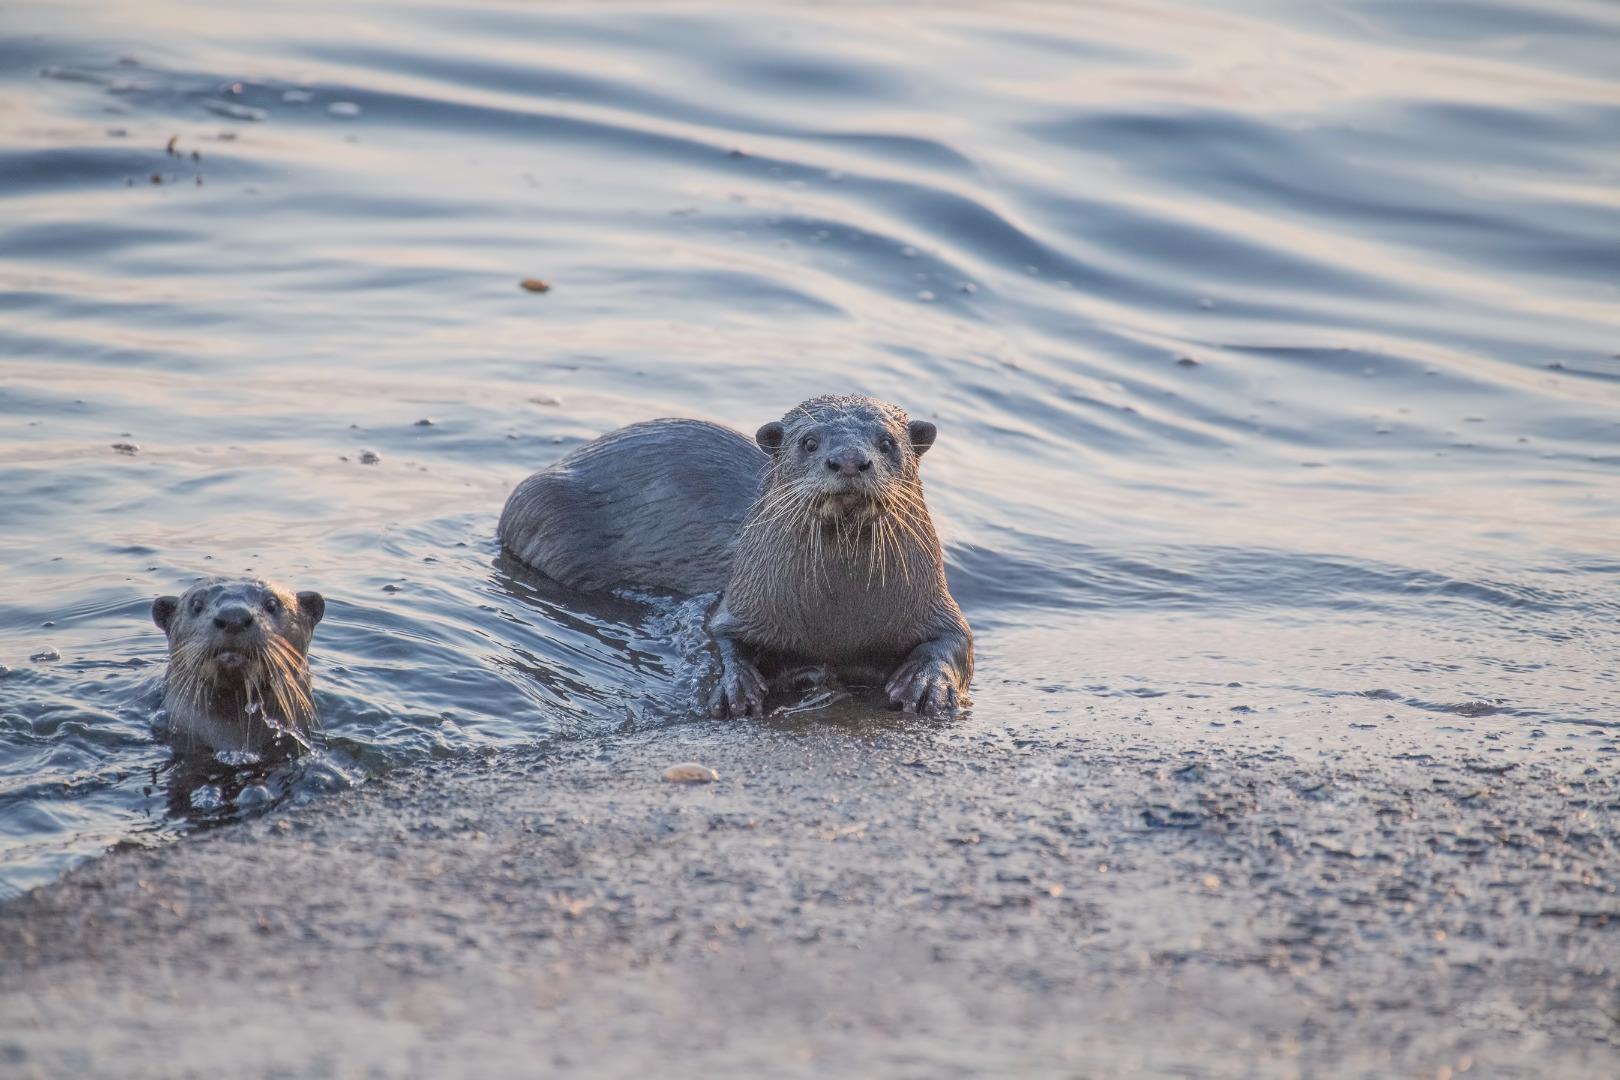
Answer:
1 0 1617 893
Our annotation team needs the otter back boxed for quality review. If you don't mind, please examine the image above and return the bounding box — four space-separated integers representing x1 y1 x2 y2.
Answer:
498 418 766 595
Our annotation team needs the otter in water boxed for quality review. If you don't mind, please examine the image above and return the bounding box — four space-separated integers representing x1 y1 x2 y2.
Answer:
152 578 325 756
498 395 972 716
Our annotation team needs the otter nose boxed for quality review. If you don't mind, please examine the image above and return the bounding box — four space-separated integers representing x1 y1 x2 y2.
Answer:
825 449 872 476
214 606 255 634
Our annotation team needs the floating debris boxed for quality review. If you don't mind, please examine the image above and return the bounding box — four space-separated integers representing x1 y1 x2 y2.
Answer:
29 648 61 663
519 278 551 293
662 763 718 784
203 100 267 122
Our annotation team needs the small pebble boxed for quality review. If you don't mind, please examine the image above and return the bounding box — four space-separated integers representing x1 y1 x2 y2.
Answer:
662 763 718 784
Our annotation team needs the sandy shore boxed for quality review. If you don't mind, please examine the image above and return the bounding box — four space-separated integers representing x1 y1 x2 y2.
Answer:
2 706 1616 1078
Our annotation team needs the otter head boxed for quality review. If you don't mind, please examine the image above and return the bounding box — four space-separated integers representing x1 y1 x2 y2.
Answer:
755 394 936 523
153 579 324 700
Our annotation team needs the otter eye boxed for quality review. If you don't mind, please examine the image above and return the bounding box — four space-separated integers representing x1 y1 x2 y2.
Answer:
877 435 897 453
189 598 204 616
800 435 819 453
264 596 282 615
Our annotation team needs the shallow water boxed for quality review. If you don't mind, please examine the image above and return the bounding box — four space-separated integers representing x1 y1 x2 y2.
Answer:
2 0 1618 894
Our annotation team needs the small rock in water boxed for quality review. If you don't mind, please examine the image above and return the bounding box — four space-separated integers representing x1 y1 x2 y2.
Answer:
236 784 273 809
358 449 381 465
413 418 434 427
662 763 718 784
519 278 551 293
189 784 225 810
111 442 140 454
529 393 562 406
30 647 61 662
1175 356 1200 367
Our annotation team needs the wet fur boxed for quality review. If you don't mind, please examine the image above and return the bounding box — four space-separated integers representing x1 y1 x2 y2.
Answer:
498 419 765 595
153 578 324 757
710 395 972 716
498 396 972 717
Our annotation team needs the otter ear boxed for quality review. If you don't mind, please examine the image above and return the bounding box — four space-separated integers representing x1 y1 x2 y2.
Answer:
907 420 937 456
297 591 326 626
755 421 786 455
153 596 179 632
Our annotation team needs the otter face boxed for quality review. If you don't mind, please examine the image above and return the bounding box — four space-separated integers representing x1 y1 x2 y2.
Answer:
153 579 324 687
756 395 937 519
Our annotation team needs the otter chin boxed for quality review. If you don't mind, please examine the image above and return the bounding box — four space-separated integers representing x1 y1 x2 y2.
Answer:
152 578 325 757
497 393 973 718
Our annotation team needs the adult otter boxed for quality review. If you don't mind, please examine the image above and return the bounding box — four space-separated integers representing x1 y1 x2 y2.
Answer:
152 578 325 756
498 395 972 716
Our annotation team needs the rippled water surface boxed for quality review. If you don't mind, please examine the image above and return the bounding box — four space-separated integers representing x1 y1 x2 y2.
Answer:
3 0 1618 893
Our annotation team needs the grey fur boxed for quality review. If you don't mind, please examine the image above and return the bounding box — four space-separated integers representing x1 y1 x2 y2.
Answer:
710 395 971 717
498 397 972 718
152 578 324 757
498 419 766 595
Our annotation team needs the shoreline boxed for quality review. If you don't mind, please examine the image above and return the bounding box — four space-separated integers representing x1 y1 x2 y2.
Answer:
2 708 1616 1077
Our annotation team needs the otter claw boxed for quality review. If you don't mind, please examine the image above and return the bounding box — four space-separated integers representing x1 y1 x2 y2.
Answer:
709 660 766 719
886 660 961 717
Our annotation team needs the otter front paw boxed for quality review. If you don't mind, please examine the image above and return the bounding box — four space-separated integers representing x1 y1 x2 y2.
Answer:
708 657 766 719
886 658 963 716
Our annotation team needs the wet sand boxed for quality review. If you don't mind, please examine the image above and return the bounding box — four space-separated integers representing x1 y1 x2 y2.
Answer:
3 707 1615 1078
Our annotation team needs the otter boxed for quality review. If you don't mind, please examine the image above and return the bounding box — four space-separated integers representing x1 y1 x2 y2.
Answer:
498 395 972 716
152 578 325 756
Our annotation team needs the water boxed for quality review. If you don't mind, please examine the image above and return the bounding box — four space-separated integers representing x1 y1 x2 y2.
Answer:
2 0 1617 895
